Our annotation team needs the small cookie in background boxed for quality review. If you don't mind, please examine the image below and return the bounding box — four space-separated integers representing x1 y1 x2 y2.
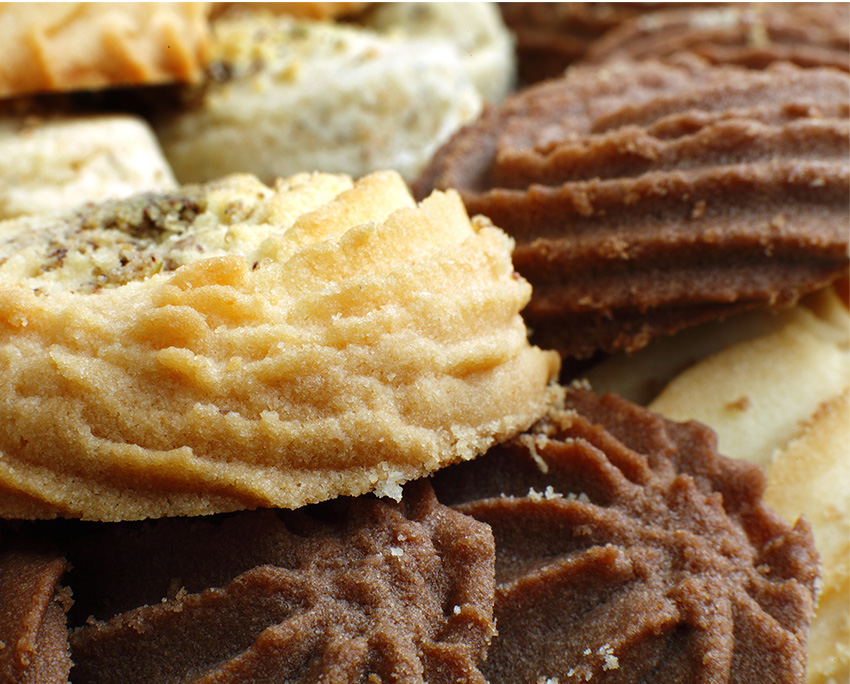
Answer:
0 169 560 522
210 2 370 21
0 2 211 99
358 2 516 104
584 3 850 72
156 3 516 185
499 2 714 84
0 114 176 220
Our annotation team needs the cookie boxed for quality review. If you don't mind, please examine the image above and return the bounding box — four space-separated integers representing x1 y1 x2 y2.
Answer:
432 384 820 683
499 2 707 84
0 535 71 684
1 482 496 683
0 170 560 521
155 11 484 184
642 284 849 684
0 113 176 221
359 2 516 104
0 3 210 99
414 56 850 360
585 3 850 72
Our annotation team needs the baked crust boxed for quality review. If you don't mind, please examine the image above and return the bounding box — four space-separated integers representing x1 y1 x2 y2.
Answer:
0 170 559 521
0 2 211 98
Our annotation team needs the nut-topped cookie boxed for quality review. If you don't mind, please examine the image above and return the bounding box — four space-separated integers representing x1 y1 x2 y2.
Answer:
0 170 559 521
415 56 850 361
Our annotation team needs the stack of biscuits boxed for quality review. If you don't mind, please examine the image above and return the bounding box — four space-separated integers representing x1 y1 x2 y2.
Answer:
0 3 847 684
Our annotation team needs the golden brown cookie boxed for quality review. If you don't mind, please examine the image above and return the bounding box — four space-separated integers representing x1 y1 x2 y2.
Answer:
0 3 211 99
0 170 560 521
414 56 850 361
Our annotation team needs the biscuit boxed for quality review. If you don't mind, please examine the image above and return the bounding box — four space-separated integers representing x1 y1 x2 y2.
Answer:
499 2 707 83
432 384 819 683
155 12 483 184
0 170 560 521
0 113 176 221
643 287 849 684
585 3 850 72
359 2 516 103
1 482 496 683
0 535 70 684
766 391 849 684
210 2 369 21
0 3 211 99
414 56 850 360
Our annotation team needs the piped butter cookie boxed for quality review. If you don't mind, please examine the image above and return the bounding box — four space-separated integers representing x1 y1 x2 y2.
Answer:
0 170 560 521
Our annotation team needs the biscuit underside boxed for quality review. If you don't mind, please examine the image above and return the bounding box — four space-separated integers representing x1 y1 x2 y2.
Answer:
0 171 560 521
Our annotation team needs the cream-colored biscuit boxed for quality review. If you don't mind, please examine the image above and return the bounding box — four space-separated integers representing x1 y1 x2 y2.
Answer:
765 390 849 684
155 13 483 184
0 114 176 221
0 170 560 522
360 2 516 103
647 287 849 466
0 3 211 98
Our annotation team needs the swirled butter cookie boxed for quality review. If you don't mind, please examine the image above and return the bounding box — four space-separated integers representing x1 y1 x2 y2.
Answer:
585 3 850 72
0 170 560 522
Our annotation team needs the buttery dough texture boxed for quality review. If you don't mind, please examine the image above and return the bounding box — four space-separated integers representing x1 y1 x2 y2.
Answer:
0 2 211 98
0 114 176 221
0 170 560 522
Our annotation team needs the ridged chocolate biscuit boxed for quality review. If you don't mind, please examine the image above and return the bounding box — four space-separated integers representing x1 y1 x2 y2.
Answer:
414 56 850 360
0 482 496 684
431 385 820 683
499 2 715 83
585 3 850 72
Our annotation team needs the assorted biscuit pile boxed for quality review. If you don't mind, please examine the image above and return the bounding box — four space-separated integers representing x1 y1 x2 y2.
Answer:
0 3 847 684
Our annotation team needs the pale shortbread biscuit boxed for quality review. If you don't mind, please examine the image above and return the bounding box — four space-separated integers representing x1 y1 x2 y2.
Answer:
765 391 849 684
155 12 483 184
0 170 560 522
0 114 176 221
0 3 211 98
647 286 849 466
360 2 516 103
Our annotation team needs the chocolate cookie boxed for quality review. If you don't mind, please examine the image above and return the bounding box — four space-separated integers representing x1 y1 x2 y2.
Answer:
499 2 714 83
0 482 496 684
431 384 820 683
414 56 850 360
585 3 850 72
